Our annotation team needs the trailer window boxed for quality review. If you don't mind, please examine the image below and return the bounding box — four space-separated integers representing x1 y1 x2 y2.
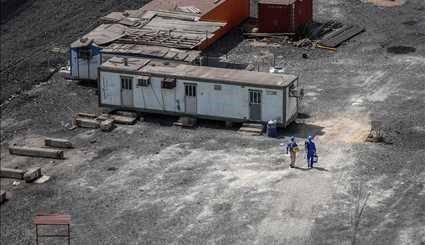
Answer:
121 76 133 90
137 76 150 87
214 84 222 91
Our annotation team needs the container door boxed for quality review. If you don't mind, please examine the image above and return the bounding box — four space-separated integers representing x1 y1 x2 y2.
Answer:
121 77 133 107
249 89 262 121
184 84 197 114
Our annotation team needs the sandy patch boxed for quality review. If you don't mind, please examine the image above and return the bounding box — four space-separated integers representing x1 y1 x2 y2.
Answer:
361 0 407 7
314 117 370 144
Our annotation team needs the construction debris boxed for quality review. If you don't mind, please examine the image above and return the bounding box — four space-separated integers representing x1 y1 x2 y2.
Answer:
293 38 313 47
23 167 42 183
100 119 115 132
366 120 384 143
34 175 50 184
316 44 337 52
45 138 73 149
0 168 25 179
9 146 65 159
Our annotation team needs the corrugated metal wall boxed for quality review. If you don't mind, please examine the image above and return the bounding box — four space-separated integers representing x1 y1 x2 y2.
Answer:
258 0 313 33
199 0 249 49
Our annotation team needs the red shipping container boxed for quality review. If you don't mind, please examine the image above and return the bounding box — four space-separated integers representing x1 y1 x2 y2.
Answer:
258 0 312 33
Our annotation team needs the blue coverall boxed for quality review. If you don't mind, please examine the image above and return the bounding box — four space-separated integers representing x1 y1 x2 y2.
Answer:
305 139 316 168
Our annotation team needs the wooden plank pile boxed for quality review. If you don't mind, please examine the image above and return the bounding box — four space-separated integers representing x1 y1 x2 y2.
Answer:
74 111 138 131
318 25 365 48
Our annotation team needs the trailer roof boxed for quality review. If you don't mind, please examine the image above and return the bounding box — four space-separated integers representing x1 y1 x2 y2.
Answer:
142 64 297 88
100 57 297 88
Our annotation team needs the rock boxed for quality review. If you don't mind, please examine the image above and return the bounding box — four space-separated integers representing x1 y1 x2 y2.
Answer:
100 119 114 132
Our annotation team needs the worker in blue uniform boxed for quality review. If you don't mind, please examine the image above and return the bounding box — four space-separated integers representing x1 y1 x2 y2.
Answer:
305 136 316 168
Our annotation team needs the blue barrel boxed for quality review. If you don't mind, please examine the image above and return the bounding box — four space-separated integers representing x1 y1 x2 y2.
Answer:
266 120 278 138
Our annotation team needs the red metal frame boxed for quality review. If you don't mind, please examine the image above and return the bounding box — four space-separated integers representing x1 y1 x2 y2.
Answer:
33 214 71 245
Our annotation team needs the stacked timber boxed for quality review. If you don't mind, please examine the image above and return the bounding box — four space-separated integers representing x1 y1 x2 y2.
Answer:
319 25 365 48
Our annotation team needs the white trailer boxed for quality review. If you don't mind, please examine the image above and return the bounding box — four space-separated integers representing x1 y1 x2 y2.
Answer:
98 57 299 127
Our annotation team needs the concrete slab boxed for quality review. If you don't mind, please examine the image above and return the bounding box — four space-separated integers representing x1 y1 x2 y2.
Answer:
9 146 65 159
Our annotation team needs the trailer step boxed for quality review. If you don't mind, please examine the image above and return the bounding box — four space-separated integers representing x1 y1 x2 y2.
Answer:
241 123 264 129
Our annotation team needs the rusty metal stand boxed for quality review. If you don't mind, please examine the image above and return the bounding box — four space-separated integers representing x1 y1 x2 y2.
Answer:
33 214 71 245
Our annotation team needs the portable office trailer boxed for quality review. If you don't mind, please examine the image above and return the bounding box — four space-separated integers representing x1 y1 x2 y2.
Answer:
98 57 299 127
70 43 102 80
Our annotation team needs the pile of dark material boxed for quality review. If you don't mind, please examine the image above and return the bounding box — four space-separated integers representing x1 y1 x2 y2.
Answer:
0 0 149 103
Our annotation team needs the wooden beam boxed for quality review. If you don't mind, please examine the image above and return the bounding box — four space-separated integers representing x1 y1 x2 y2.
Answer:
45 138 73 149
24 167 42 183
9 146 65 159
0 168 25 179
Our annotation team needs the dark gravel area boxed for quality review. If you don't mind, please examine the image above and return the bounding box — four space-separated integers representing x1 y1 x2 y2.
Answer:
1 0 425 244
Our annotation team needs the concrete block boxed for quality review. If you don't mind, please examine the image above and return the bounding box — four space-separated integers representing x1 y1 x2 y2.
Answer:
0 168 25 179
24 167 42 183
0 191 6 204
45 138 73 148
75 117 100 128
9 146 65 159
100 119 114 132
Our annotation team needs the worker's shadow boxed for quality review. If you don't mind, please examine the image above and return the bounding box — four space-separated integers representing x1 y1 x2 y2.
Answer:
313 167 329 172
293 166 329 172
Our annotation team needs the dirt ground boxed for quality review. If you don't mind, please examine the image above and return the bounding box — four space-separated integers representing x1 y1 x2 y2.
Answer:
1 0 425 244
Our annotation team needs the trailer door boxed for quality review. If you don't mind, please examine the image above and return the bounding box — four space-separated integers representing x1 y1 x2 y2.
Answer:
184 83 197 114
121 76 134 107
249 89 262 121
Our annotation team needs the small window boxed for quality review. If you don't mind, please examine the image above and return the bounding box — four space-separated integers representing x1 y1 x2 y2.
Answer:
266 90 277 95
121 76 133 90
214 84 222 91
161 78 176 89
78 47 92 59
137 76 150 87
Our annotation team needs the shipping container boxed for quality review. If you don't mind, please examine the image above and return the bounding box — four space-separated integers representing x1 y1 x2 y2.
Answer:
258 0 312 33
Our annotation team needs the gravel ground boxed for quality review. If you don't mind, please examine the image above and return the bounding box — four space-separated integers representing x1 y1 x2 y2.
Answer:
1 0 425 244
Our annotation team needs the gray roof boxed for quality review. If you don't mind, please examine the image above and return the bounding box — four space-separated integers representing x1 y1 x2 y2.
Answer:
71 10 225 49
100 57 298 88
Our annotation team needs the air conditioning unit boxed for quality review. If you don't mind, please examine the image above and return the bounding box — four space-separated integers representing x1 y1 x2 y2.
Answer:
289 88 304 98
